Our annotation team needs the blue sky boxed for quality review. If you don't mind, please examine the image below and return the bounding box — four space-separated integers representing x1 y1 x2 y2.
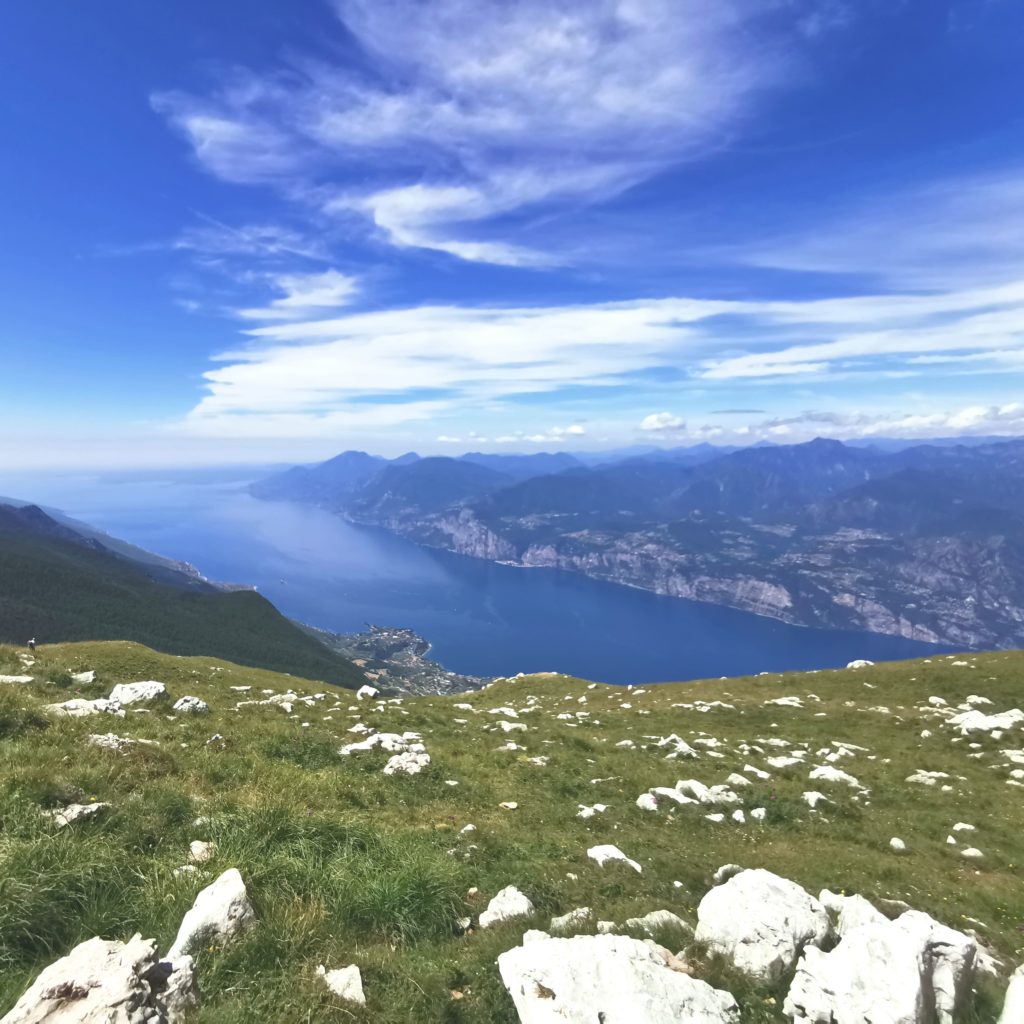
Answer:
3 0 1024 468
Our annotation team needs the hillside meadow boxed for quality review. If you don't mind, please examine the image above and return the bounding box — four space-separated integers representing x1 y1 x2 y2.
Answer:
1 640 1023 1021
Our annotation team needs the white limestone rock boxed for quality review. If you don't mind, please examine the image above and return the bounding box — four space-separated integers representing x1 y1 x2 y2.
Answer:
587 844 642 873
0 674 35 684
108 681 168 706
785 910 976 1024
785 918 928 1024
818 890 886 937
550 907 593 934
188 840 216 864
479 886 535 929
846 660 874 669
316 964 365 1005
45 803 110 829
498 934 739 1023
356 684 380 700
172 696 209 715
46 698 123 718
165 868 256 963
0 933 196 1024
947 708 1024 735
999 963 1024 1023
695 869 832 983
890 837 908 853
382 750 431 775
623 909 693 939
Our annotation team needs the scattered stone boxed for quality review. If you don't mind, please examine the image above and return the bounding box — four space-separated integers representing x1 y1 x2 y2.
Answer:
576 803 607 819
356 684 380 700
45 802 110 828
479 886 535 929
46 698 123 718
890 837 908 853
382 750 431 775
316 964 365 1005
846 660 874 669
189 840 216 864
587 844 642 873
960 847 985 861
166 868 256 963
636 793 659 812
550 907 593 934
499 801 519 810
623 909 693 939
71 670 96 684
0 674 35 684
498 934 739 1024
172 696 209 715
695 869 832 982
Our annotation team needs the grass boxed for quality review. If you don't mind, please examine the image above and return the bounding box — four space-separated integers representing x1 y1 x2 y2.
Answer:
1 639 1024 1020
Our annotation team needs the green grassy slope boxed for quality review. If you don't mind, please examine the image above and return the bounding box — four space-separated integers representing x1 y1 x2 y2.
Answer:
0 530 364 688
1 641 1022 1021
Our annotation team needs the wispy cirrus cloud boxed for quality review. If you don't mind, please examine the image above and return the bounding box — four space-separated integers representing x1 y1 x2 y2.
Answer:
152 0 849 266
175 276 1024 440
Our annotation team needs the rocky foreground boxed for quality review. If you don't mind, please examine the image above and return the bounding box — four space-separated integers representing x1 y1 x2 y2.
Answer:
2 641 1024 1021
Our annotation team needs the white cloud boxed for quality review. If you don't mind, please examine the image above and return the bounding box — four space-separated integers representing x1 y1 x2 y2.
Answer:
236 270 359 321
174 277 1024 441
739 168 1024 289
640 412 686 431
152 0 837 265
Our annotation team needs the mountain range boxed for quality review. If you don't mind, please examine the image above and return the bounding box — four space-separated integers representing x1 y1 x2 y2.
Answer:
252 437 1024 649
0 500 363 687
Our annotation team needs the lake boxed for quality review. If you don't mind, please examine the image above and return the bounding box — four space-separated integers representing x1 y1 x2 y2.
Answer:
2 471 948 683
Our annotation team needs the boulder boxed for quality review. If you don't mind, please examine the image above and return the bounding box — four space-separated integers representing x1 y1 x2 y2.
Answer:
0 934 196 1024
356 684 380 700
316 964 365 1005
108 682 167 706
999 963 1024 1023
479 886 535 929
846 660 874 669
498 934 739 1023
695 869 832 983
165 868 256 963
172 696 208 715
785 910 976 1024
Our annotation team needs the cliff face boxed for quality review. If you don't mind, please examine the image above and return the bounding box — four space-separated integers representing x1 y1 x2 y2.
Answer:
382 509 1022 649
250 438 1024 650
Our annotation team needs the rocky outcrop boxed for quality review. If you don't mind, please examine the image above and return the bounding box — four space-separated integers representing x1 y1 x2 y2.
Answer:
784 910 976 1024
694 869 832 983
0 935 196 1024
497 934 739 1023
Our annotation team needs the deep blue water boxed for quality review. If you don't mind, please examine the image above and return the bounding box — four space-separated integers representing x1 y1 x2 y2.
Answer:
1 472 948 684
